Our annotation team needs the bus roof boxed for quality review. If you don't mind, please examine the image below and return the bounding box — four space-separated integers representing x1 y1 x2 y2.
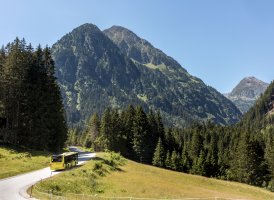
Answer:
51 152 78 157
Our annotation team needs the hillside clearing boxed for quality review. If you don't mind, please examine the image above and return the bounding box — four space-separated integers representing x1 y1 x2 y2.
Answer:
32 152 274 200
0 146 49 179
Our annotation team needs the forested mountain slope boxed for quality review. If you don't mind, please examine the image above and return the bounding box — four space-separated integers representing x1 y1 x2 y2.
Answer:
52 23 242 127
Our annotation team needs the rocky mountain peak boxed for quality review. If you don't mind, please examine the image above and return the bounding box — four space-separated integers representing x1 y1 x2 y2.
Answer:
225 76 269 113
104 25 141 44
229 76 269 99
53 23 116 54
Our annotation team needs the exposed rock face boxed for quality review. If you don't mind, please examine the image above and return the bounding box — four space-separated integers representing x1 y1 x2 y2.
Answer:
225 77 269 113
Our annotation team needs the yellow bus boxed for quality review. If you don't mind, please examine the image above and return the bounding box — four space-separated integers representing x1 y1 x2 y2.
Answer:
50 152 78 170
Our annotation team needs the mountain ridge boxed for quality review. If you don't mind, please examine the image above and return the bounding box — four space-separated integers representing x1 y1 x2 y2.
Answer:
103 26 189 74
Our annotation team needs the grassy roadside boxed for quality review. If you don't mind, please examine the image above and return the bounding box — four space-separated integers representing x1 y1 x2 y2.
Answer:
0 145 50 179
32 152 274 200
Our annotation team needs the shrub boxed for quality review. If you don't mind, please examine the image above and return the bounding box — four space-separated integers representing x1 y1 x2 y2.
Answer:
104 152 126 170
93 161 107 176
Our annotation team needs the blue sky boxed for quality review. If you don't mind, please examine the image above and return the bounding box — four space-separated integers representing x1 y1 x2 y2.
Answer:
1 0 274 93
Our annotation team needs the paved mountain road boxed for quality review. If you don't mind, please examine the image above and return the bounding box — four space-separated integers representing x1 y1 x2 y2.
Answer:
0 147 95 200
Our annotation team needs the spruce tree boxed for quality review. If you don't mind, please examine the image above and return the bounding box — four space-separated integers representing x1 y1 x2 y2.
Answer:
2 38 29 144
181 145 190 172
43 47 67 152
84 113 100 149
231 132 267 186
132 106 149 163
191 151 207 176
152 137 165 167
190 128 203 160
170 149 180 171
110 108 123 152
0 46 5 109
99 107 112 150
206 132 219 176
165 150 171 169
123 105 136 159
147 110 159 162
265 128 274 190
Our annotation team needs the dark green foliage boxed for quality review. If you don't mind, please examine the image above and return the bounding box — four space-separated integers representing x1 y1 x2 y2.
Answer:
73 106 165 165
99 108 112 150
120 105 136 159
132 106 150 163
83 113 100 149
66 128 78 146
191 151 207 176
152 138 165 167
165 151 171 169
265 128 274 191
190 127 203 160
170 150 180 171
181 146 191 172
231 133 269 186
0 38 67 152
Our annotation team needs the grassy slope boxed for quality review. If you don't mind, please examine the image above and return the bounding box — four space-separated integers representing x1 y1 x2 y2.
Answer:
0 146 49 179
33 153 274 200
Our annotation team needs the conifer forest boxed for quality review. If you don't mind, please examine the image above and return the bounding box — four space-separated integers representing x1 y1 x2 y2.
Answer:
0 38 67 152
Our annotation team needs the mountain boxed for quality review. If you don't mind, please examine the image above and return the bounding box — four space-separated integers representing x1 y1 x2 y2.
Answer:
225 76 269 113
51 23 242 127
240 80 274 130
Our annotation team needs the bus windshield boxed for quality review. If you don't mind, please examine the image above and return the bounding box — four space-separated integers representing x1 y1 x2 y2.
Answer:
51 155 63 162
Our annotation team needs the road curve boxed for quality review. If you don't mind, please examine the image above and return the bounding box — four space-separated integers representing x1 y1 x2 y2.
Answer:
0 147 95 200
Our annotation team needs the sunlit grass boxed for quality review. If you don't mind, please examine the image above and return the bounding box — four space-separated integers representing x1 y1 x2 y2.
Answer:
32 152 274 200
0 145 50 179
144 62 167 70
74 146 94 152
98 159 274 200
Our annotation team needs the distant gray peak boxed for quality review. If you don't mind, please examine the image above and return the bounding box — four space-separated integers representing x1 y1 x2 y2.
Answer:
226 76 269 113
239 76 268 86
229 76 269 98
